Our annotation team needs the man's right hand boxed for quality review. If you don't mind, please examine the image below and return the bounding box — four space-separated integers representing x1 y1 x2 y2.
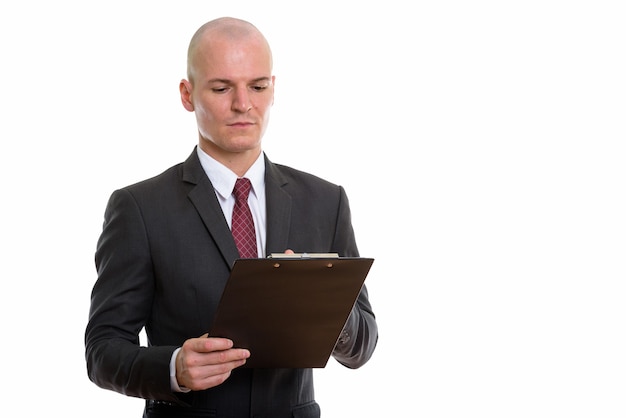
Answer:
175 334 250 391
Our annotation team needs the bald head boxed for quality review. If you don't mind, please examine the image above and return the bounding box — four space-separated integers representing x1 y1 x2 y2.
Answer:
186 17 273 83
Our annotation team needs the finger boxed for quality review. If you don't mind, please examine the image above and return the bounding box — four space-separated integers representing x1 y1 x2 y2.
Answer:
187 356 248 391
185 336 234 354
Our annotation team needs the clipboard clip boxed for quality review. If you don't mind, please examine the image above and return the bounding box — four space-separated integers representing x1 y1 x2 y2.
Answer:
268 252 339 259
268 252 339 268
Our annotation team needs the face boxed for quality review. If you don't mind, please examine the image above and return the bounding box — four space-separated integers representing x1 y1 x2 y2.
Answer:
180 33 275 161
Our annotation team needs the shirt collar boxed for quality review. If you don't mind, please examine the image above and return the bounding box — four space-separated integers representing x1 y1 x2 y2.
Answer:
197 147 265 200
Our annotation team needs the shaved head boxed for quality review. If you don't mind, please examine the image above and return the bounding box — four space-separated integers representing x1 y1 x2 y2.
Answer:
186 17 273 83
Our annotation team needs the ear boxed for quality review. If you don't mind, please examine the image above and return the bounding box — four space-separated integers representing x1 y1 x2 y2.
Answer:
179 79 194 112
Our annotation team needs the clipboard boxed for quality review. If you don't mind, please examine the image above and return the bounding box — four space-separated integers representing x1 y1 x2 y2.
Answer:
209 256 374 368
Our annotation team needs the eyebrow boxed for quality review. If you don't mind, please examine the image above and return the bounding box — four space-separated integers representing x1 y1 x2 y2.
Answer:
208 77 271 84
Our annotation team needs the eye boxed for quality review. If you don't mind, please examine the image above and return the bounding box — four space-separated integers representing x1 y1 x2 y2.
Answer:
212 87 229 93
251 84 268 92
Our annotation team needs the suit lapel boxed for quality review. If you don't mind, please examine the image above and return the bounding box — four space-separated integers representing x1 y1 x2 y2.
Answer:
180 149 293 262
182 148 241 268
264 156 292 255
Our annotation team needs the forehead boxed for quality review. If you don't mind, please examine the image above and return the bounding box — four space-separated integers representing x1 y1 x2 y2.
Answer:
193 33 272 81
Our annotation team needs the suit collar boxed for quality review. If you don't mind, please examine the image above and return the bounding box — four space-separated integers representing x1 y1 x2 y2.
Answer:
181 147 294 262
183 147 241 268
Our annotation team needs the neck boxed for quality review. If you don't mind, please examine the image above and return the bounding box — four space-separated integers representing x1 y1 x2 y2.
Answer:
199 140 261 177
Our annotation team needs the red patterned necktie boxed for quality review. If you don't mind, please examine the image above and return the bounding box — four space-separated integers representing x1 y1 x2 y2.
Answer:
231 178 258 258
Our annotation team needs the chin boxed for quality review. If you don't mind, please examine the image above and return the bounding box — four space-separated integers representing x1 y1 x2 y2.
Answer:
228 137 262 152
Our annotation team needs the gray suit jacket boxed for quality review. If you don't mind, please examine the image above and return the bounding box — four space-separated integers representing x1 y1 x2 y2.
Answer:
85 148 378 418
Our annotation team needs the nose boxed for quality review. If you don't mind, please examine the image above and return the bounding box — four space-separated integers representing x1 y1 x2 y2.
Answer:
232 89 252 113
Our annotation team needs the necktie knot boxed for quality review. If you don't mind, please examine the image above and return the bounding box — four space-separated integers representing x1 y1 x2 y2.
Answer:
233 178 252 203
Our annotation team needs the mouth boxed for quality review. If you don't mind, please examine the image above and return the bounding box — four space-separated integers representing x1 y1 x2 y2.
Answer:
228 120 255 128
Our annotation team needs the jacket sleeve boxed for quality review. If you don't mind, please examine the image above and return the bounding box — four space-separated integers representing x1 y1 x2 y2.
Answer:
330 186 378 368
84 188 180 402
332 285 378 368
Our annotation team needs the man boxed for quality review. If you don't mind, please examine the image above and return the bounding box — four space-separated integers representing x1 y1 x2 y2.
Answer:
85 17 377 418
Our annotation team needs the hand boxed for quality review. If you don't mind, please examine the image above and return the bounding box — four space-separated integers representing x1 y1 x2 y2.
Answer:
175 334 250 391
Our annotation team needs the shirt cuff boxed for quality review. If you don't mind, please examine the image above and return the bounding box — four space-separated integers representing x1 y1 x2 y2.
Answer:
170 347 191 393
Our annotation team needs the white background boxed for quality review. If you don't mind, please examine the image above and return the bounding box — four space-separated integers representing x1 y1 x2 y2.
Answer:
1 1 625 417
